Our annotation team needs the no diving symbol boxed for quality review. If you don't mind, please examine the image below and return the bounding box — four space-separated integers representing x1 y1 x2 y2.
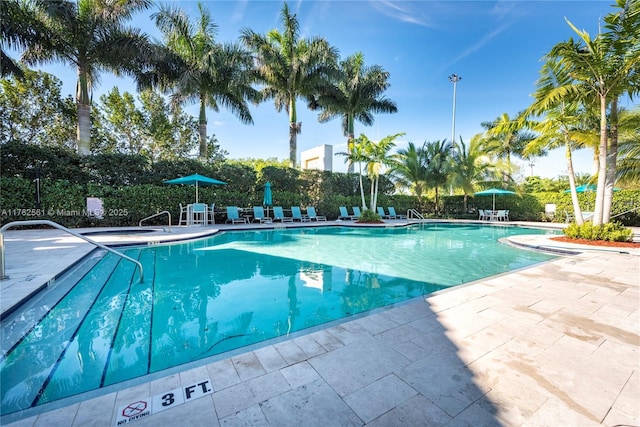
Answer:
122 401 147 417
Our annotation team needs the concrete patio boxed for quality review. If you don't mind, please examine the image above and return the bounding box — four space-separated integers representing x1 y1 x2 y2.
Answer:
1 220 638 426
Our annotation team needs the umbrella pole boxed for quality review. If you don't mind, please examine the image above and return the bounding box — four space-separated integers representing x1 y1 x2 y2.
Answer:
196 182 199 204
492 194 495 211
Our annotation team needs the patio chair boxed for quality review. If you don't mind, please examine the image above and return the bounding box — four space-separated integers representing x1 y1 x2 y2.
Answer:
377 207 391 219
178 203 188 226
225 206 247 224
291 206 310 222
252 206 273 223
495 210 507 221
306 206 327 221
478 209 487 221
338 206 355 220
273 206 293 222
209 203 215 224
352 207 362 218
388 207 406 219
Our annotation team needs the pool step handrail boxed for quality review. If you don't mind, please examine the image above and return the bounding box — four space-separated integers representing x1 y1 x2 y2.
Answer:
408 209 423 219
139 211 172 232
0 219 144 283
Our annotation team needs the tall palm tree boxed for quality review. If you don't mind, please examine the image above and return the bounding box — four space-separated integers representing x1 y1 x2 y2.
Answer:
241 2 338 168
391 142 429 209
336 134 370 209
20 0 155 155
423 139 453 215
449 134 495 212
548 0 639 224
1 0 37 78
521 58 598 224
152 3 259 160
363 132 404 211
313 52 397 173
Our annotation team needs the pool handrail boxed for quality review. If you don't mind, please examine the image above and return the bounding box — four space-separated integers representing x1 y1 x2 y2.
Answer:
139 210 172 232
0 219 144 283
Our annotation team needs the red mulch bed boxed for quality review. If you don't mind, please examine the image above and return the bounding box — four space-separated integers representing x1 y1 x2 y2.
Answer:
550 236 640 248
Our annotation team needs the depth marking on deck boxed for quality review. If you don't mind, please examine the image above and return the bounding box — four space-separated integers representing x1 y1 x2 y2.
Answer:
115 378 213 425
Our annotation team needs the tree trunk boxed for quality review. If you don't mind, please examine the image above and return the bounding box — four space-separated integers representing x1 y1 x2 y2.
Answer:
603 98 619 223
565 133 584 225
289 97 298 168
593 93 608 226
76 68 91 155
346 115 355 173
198 97 208 160
358 162 366 209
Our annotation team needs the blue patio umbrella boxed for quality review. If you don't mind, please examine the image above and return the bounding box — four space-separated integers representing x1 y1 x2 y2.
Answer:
164 173 226 203
263 181 273 207
474 188 516 211
564 184 619 193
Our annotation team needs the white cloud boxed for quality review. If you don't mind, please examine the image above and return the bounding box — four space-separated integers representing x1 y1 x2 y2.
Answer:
370 0 433 28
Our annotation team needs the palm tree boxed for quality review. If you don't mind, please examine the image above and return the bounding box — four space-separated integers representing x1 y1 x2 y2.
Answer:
313 52 397 173
20 0 155 155
1 0 37 78
548 0 640 224
363 132 405 211
391 142 429 209
336 134 370 209
422 139 453 215
615 108 640 184
241 3 338 168
152 3 259 160
449 134 495 212
482 112 536 184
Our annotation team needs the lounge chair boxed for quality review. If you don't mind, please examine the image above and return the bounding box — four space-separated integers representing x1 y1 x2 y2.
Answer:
306 206 327 221
388 207 406 219
291 206 310 222
225 206 247 224
252 206 273 223
377 207 391 219
338 206 355 220
209 203 215 224
352 207 362 219
273 206 293 222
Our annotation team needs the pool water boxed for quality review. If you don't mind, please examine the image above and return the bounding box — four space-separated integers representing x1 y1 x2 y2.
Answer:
0 224 557 415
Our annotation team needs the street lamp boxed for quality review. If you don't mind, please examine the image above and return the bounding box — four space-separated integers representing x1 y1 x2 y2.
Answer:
449 73 461 147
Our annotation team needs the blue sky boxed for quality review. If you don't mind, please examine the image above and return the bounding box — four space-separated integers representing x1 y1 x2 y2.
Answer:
33 0 636 178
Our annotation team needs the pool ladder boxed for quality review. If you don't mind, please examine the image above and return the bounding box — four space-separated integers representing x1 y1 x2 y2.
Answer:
407 209 423 220
0 219 144 283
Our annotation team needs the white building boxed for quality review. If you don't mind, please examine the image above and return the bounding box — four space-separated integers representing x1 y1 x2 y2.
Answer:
300 144 333 171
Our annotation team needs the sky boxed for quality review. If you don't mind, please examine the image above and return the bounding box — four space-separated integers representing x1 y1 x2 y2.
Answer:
25 0 638 179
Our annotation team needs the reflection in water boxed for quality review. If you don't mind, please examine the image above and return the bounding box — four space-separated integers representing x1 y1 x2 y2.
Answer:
1 224 557 415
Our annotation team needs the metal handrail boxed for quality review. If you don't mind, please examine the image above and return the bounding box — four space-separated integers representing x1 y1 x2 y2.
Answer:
139 211 172 232
408 209 423 219
0 220 143 283
611 206 639 219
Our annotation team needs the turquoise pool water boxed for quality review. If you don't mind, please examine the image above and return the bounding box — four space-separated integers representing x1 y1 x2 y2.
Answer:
0 224 557 415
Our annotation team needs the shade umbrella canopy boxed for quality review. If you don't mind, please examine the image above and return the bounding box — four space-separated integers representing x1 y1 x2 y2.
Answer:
263 182 272 207
564 184 619 193
474 188 517 211
164 173 227 203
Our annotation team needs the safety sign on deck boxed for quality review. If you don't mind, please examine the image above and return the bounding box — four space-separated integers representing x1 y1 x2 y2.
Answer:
115 378 213 425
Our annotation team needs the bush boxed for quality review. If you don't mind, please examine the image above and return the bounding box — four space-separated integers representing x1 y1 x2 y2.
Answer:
564 221 633 242
357 208 382 223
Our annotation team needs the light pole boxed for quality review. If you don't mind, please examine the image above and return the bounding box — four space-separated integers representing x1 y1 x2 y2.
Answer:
449 73 461 147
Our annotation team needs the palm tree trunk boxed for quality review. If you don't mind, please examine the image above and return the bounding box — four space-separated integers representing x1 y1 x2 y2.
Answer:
198 97 207 159
565 133 584 225
347 115 355 173
593 93 608 226
603 99 619 223
76 68 91 155
358 161 366 209
289 97 298 168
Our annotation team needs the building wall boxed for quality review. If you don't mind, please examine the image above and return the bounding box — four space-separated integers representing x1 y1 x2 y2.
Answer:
300 144 333 171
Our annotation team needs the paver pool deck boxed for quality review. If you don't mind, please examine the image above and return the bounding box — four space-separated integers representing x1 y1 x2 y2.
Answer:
1 220 638 426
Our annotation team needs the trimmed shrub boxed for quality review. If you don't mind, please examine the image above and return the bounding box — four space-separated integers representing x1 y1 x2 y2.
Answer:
564 221 632 242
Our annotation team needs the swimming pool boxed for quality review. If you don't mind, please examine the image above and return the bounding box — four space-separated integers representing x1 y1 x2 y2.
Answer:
0 224 557 415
